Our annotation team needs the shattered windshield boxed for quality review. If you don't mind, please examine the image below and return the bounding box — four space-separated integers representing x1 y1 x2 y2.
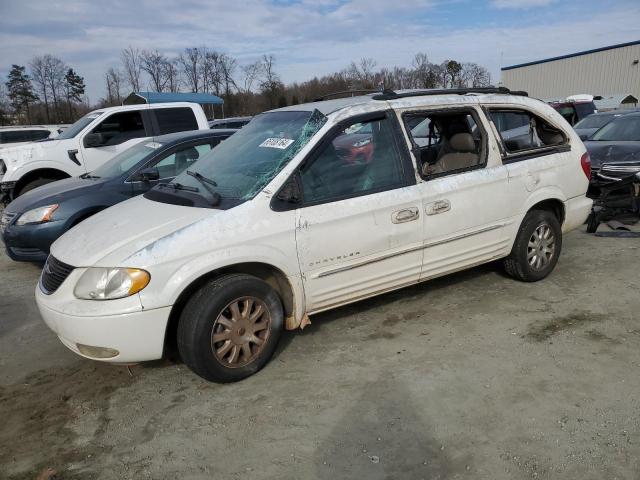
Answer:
148 109 326 206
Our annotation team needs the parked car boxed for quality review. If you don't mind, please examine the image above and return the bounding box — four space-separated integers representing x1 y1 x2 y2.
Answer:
549 99 596 126
573 109 640 140
0 125 67 149
0 102 210 203
1 129 236 262
35 87 592 383
584 111 640 178
209 116 252 129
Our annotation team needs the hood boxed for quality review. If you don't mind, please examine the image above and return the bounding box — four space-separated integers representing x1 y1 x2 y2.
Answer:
5 176 107 215
50 195 217 267
584 141 640 168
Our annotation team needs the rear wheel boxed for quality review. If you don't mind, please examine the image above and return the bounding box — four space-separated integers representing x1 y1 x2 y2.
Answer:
504 210 562 282
177 274 284 382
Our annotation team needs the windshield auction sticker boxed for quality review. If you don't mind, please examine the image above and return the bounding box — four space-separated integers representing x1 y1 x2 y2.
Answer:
259 138 295 149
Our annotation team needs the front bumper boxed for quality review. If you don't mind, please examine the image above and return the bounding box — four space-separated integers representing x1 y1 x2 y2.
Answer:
36 285 172 363
2 219 67 262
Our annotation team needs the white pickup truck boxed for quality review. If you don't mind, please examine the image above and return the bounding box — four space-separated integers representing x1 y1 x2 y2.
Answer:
0 102 210 202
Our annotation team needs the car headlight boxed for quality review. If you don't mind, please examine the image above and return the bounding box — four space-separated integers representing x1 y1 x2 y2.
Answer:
16 204 59 225
74 267 150 300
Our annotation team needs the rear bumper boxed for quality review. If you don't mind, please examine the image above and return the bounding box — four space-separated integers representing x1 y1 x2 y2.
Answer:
563 195 593 233
36 287 172 363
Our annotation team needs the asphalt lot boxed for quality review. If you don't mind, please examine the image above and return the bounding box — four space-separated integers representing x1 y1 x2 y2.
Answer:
1 227 639 480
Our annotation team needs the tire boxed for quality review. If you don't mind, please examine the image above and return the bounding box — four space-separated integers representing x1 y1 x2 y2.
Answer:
17 177 56 197
586 211 599 233
504 209 562 282
177 273 284 383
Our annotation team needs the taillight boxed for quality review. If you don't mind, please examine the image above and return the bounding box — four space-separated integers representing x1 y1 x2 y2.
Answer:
580 152 591 180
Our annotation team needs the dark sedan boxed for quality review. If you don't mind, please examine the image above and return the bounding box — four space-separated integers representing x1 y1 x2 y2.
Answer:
584 112 640 179
1 129 236 262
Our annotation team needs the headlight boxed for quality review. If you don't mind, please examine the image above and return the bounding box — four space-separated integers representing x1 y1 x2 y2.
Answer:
74 267 150 300
16 204 59 225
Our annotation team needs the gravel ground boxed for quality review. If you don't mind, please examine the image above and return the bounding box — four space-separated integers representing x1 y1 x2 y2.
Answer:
1 227 639 480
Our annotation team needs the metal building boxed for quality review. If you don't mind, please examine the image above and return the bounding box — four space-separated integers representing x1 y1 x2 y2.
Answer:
501 40 640 101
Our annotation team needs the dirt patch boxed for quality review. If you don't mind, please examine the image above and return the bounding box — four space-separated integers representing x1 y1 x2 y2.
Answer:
585 329 620 344
0 363 137 479
525 312 607 342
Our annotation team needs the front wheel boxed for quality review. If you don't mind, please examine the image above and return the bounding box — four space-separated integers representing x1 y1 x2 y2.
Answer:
504 210 562 282
177 274 284 382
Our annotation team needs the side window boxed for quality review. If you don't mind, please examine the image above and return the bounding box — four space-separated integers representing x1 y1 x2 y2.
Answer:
404 109 484 178
154 142 214 179
300 116 406 204
28 130 51 141
489 109 566 154
90 110 146 146
154 107 198 135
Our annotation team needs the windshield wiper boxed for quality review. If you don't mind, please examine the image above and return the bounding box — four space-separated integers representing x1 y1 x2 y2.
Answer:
186 170 221 206
158 182 199 192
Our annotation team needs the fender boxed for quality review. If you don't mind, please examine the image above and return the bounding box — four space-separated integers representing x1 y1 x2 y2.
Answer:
137 243 306 326
6 161 76 184
521 186 567 215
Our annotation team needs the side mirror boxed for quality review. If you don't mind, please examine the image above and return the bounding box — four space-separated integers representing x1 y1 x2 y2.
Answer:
83 132 105 148
272 172 302 211
132 167 160 183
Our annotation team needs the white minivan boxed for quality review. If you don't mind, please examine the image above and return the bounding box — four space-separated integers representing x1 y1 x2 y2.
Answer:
0 103 209 202
35 88 593 382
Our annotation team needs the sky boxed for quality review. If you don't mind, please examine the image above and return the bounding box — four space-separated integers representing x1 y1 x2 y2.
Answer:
0 0 638 103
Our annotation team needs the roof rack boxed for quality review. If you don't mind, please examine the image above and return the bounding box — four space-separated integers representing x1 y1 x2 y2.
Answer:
372 86 528 101
312 89 388 102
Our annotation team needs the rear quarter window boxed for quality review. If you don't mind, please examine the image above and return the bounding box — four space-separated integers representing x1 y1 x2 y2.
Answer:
154 107 199 135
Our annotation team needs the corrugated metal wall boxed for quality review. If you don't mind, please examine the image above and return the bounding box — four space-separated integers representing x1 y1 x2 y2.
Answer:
501 44 640 101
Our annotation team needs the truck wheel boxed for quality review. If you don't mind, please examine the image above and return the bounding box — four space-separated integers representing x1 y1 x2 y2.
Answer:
504 210 562 282
177 274 284 382
17 178 55 196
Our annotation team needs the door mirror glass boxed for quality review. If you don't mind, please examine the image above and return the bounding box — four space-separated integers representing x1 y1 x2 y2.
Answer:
132 167 160 183
83 132 105 148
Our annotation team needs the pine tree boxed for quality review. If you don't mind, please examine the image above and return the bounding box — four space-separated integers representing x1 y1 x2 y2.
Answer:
5 65 38 124
63 68 85 121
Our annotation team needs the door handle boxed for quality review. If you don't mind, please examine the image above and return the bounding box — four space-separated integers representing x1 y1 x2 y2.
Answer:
426 199 451 215
392 207 420 224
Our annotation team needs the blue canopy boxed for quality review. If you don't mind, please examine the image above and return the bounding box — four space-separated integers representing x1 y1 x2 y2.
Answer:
124 91 224 105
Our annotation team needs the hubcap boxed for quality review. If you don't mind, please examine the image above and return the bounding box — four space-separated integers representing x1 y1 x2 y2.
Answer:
527 222 556 271
211 296 271 368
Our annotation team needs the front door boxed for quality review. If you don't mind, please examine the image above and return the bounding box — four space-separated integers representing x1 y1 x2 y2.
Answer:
294 112 423 313
80 108 152 173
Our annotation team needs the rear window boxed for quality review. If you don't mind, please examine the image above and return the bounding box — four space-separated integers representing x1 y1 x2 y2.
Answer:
154 107 198 135
574 114 614 129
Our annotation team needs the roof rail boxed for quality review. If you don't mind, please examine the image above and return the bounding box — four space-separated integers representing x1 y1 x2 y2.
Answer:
312 89 389 102
372 86 528 100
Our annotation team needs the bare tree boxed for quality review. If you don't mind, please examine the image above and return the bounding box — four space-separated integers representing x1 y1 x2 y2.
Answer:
30 56 51 122
178 47 203 92
105 67 124 105
460 63 491 87
163 59 181 92
411 52 439 89
259 54 282 108
241 61 261 94
219 53 238 97
121 46 143 92
346 58 377 89
141 50 168 92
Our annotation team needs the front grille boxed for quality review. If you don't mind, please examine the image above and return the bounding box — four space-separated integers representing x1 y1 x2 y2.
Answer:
40 255 75 294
